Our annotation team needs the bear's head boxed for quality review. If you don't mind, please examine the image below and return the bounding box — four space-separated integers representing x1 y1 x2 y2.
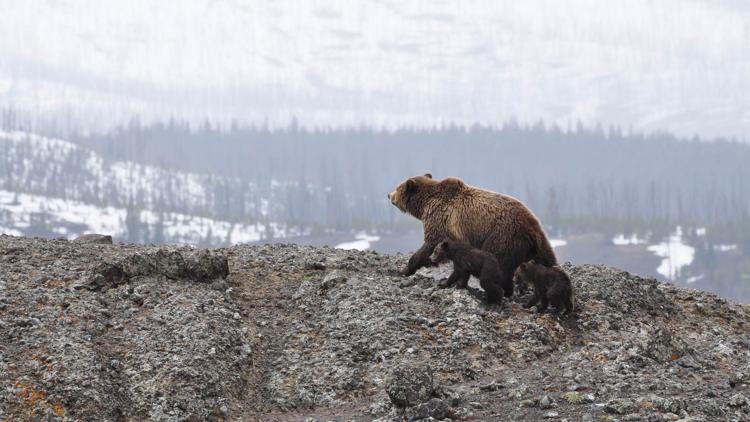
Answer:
429 239 451 264
387 173 436 218
512 260 536 287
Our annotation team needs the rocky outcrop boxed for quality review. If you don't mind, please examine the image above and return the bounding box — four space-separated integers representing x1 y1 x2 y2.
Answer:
1 235 750 421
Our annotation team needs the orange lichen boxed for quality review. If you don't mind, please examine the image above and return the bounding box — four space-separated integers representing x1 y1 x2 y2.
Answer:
14 381 63 416
53 401 66 417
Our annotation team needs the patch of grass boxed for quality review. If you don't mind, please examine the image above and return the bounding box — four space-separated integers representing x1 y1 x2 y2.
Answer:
562 391 582 404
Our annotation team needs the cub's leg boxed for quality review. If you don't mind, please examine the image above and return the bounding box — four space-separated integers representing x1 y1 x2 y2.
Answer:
454 271 471 289
563 290 575 315
438 270 463 289
537 295 549 313
479 266 504 305
524 290 540 309
479 277 503 306
497 257 517 297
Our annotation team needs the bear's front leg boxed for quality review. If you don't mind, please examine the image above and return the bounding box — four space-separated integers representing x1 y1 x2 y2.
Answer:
401 242 437 276
524 291 540 309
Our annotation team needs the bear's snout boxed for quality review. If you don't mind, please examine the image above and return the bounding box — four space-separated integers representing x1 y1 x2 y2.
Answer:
388 191 398 205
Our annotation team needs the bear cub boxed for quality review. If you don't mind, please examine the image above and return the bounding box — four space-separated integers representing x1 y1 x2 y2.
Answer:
513 261 575 315
429 239 504 306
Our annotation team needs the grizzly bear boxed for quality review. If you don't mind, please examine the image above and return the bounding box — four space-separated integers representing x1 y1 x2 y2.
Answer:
429 239 504 305
388 174 557 296
513 261 574 314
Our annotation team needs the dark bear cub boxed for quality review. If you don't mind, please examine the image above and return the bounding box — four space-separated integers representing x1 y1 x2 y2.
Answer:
429 239 504 306
513 261 575 315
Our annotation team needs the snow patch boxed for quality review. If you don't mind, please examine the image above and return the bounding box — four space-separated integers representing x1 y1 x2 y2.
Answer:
336 232 380 251
0 190 289 245
549 239 567 248
686 274 705 284
612 233 648 246
647 226 695 280
715 244 737 252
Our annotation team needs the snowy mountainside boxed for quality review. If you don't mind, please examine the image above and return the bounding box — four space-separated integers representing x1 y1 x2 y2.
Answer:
0 131 310 244
1 0 748 139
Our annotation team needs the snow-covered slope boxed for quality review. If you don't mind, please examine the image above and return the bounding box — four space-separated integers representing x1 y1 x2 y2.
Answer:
0 190 300 244
1 0 748 139
0 130 226 211
0 130 309 244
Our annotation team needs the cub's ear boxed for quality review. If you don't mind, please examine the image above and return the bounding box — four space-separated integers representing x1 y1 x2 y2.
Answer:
424 173 432 179
440 240 449 250
528 259 536 265
405 179 417 192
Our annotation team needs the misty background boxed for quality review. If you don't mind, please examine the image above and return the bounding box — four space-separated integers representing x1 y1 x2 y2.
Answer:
0 1 749 301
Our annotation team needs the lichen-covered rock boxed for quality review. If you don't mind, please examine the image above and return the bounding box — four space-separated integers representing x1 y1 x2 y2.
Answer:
2 237 750 421
400 397 448 421
386 364 434 408
184 249 229 282
605 398 637 415
73 233 113 244
75 261 127 290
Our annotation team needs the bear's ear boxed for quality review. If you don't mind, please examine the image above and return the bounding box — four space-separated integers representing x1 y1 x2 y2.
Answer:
405 179 417 192
528 259 536 265
440 240 449 250
424 173 432 179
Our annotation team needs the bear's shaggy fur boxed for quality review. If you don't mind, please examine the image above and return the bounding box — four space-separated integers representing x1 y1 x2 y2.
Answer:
429 239 504 305
513 261 575 314
388 174 557 296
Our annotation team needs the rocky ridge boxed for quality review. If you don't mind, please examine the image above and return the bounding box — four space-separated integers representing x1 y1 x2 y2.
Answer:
1 235 750 421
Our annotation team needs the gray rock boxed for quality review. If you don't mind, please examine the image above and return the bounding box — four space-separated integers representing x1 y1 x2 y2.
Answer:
185 249 229 282
75 261 126 290
386 364 434 407
401 397 448 421
73 234 113 244
321 270 348 290
729 393 748 408
605 398 638 415
368 400 391 417
539 394 554 409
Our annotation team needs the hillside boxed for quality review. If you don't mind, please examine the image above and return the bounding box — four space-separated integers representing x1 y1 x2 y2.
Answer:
1 235 749 421
0 130 313 245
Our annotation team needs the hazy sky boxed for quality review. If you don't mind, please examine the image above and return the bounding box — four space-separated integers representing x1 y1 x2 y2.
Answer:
0 0 748 138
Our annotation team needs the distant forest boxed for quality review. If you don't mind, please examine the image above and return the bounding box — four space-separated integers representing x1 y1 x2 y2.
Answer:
2 108 750 250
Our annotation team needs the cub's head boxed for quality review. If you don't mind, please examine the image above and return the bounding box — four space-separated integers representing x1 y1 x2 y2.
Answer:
387 173 435 218
429 240 451 264
512 260 536 287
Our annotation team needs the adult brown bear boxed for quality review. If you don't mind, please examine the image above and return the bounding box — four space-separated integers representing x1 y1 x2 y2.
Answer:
388 174 557 296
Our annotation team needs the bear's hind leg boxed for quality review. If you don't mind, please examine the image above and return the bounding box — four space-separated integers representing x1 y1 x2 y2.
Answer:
563 293 575 315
